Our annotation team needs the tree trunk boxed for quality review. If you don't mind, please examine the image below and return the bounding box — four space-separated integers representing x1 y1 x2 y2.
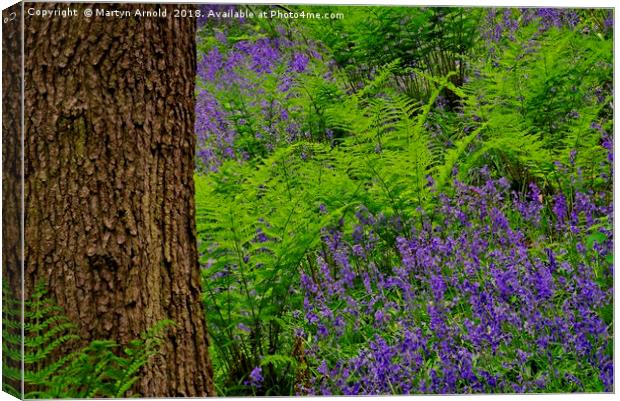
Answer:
3 3 24 397
23 2 214 396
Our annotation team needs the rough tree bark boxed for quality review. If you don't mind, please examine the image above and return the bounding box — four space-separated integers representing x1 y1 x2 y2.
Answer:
2 3 22 295
23 2 214 396
3 3 24 396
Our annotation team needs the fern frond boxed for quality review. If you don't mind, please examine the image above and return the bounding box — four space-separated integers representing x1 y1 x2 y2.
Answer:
3 281 169 398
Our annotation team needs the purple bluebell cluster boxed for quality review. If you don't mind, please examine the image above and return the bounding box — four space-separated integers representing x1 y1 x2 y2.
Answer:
195 27 318 171
195 90 236 172
482 8 612 46
298 159 613 394
246 366 264 388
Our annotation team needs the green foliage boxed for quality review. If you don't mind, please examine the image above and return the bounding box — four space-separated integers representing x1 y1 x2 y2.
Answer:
196 64 479 394
196 143 358 395
459 24 612 189
196 7 613 395
2 280 24 398
2 281 171 398
302 7 481 101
